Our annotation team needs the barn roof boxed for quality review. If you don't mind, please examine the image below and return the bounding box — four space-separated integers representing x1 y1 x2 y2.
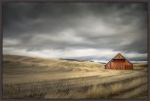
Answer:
113 53 125 59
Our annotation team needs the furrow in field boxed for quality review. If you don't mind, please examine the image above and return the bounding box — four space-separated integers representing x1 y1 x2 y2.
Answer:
44 75 147 98
112 84 147 98
3 71 147 95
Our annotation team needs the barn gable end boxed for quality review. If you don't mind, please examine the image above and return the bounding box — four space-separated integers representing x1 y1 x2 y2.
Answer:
105 53 133 70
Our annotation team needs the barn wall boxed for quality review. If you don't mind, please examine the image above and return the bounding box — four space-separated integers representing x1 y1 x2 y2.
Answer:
105 62 111 69
105 59 133 70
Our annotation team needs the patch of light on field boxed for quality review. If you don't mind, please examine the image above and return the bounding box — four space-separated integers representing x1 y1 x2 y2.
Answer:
92 60 108 63
131 61 147 64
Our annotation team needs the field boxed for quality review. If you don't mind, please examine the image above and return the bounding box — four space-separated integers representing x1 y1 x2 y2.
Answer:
3 55 148 99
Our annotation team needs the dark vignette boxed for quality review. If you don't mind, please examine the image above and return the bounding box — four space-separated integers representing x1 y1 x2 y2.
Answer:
0 0 149 101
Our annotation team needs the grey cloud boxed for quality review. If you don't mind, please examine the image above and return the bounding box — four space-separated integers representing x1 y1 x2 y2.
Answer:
3 3 147 61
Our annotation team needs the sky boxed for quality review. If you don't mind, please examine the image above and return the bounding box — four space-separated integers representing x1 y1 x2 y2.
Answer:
3 3 148 62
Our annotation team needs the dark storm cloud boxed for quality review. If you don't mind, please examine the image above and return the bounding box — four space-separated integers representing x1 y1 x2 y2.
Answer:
3 3 147 60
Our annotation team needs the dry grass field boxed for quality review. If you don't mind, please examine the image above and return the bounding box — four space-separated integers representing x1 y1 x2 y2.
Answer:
3 55 148 99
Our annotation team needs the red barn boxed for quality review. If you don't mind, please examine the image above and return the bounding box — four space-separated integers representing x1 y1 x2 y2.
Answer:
105 53 133 70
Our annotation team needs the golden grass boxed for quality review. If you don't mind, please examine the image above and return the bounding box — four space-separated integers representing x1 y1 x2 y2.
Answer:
86 76 147 98
2 55 148 99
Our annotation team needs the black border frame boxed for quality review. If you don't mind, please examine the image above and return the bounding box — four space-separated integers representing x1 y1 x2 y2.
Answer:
0 0 149 101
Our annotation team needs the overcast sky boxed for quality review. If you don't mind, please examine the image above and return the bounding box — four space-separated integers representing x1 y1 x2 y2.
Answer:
3 3 148 61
